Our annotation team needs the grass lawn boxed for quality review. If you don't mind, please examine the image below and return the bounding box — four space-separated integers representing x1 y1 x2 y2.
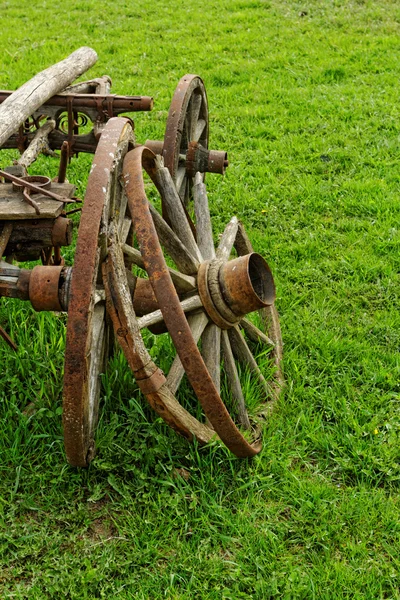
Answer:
1 0 400 597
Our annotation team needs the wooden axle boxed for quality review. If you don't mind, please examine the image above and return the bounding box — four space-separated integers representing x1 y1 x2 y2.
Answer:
0 216 73 262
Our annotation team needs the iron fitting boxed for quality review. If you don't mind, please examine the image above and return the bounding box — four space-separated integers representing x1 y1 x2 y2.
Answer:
29 265 63 312
219 253 275 317
186 142 228 177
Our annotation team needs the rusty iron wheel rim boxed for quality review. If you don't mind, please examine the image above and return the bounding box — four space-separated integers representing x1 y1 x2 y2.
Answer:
63 117 134 467
162 74 208 206
104 145 283 458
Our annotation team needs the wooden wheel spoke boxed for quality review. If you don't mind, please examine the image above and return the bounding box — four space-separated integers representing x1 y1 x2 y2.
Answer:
137 295 203 331
148 203 199 274
228 325 272 400
166 311 208 394
221 330 251 429
87 303 106 431
201 323 221 395
155 165 202 262
194 172 215 260
120 216 132 245
190 93 203 139
194 118 207 142
122 243 196 293
240 318 274 346
176 166 186 194
117 188 129 234
216 216 239 261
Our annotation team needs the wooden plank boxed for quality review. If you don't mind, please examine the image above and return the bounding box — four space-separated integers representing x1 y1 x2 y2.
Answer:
0 183 75 219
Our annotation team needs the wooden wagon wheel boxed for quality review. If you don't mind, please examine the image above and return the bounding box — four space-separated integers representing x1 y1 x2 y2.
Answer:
145 74 209 208
103 146 283 458
162 74 208 204
63 117 134 467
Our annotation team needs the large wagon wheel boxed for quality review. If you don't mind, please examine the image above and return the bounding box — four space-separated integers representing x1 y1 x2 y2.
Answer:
103 146 283 457
63 117 134 467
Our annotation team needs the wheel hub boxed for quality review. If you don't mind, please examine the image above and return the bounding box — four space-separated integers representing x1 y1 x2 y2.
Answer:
197 252 275 329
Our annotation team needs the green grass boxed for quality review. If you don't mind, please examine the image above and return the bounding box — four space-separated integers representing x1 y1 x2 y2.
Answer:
1 0 400 597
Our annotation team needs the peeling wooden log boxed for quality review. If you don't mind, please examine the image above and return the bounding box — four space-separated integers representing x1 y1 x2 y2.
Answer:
61 75 111 95
0 47 98 148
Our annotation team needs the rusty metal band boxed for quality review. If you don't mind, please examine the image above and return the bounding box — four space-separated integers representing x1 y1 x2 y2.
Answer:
123 146 260 458
197 262 233 330
29 265 63 312
63 117 132 467
207 259 241 325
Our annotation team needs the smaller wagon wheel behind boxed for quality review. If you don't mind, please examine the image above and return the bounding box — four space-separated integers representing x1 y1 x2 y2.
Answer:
145 74 228 213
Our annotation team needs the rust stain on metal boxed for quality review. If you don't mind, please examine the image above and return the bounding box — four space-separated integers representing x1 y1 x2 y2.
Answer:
219 253 275 316
29 265 63 311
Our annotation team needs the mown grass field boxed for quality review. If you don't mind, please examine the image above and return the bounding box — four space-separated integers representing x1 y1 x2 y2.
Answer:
1 0 400 597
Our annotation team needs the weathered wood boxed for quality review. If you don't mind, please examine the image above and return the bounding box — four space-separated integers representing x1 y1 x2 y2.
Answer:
221 330 251 429
0 170 76 204
201 323 221 428
154 166 202 262
149 203 199 274
190 95 203 139
137 295 203 331
61 75 111 95
201 323 221 395
4 217 72 249
16 120 56 169
166 311 209 394
234 220 253 256
228 325 271 400
195 119 207 142
240 318 274 346
0 326 17 352
147 383 215 444
0 47 98 148
261 305 284 394
0 182 75 219
216 216 239 261
193 172 215 260
0 223 13 259
122 243 197 293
